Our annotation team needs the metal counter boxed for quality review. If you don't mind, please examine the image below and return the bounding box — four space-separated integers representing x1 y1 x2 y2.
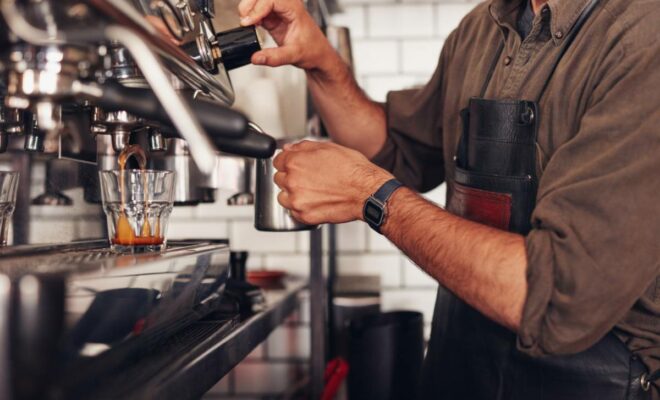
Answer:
0 240 308 399
83 278 308 400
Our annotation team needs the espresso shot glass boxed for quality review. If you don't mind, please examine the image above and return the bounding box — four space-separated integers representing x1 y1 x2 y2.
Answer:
99 170 175 252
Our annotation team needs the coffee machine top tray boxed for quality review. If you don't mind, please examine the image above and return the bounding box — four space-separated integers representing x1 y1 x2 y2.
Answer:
0 239 232 400
0 239 228 276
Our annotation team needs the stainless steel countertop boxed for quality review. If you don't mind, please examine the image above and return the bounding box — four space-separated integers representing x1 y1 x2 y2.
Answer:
84 277 308 400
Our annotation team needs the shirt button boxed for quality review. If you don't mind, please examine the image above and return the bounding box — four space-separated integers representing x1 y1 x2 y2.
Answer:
504 56 512 65
555 31 564 39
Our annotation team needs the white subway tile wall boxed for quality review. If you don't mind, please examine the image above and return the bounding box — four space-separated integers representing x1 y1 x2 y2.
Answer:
368 5 435 38
267 325 311 359
401 39 445 74
352 40 400 74
435 4 479 36
338 253 404 287
403 257 439 288
329 6 367 38
336 221 368 251
340 0 481 102
363 75 424 104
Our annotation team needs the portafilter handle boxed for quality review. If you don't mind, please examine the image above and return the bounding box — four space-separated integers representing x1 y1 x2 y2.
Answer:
215 26 261 71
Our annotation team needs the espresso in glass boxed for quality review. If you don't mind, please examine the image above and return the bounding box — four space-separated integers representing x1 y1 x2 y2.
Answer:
99 145 175 252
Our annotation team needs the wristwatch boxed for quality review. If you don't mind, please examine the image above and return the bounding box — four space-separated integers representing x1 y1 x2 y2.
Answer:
363 178 404 233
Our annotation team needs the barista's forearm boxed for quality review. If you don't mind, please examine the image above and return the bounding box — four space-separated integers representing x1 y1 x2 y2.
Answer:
381 188 529 331
306 58 387 159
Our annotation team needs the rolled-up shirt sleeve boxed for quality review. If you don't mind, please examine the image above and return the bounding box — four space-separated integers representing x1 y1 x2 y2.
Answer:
371 32 457 193
518 38 660 357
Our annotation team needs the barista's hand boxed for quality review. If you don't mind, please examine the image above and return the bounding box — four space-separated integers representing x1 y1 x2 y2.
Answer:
273 141 394 225
238 0 337 71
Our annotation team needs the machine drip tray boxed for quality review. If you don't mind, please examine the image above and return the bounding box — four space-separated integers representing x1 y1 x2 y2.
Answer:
69 279 307 400
58 316 241 399
0 239 234 400
0 239 229 275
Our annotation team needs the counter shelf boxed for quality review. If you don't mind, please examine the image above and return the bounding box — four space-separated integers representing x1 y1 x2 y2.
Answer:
71 278 307 399
0 240 308 399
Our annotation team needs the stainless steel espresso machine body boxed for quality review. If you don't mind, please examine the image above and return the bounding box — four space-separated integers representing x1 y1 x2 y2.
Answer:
0 0 278 398
0 0 275 207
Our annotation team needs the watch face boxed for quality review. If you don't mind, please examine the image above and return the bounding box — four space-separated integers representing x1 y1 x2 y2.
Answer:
365 200 384 224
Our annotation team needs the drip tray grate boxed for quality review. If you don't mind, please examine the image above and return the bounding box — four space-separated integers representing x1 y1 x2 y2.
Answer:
0 239 229 276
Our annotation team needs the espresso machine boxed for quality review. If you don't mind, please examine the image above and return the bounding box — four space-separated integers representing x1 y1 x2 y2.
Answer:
0 0 280 398
0 0 273 203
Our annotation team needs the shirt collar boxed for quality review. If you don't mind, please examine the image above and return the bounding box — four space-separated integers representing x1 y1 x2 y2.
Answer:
489 0 524 34
488 0 593 45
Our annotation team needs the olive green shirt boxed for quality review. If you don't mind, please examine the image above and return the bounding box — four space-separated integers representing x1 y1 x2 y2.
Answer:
373 0 660 393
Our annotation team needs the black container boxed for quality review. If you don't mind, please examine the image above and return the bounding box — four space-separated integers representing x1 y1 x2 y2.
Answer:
229 251 248 281
332 296 380 358
347 311 424 400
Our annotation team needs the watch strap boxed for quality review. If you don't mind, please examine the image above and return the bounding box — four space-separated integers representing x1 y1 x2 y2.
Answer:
365 178 403 233
373 178 403 203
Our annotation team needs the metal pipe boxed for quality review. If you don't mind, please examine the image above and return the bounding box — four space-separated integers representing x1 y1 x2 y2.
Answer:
326 223 337 358
0 0 64 44
309 228 326 398
87 0 235 104
1 0 235 103
103 25 217 175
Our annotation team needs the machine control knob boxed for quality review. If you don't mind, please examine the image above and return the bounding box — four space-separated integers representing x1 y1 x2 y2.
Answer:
215 26 261 71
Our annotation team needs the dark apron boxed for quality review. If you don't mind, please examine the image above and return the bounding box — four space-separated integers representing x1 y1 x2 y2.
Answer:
419 1 656 399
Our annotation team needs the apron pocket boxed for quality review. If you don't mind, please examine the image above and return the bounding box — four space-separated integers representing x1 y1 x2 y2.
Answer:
449 182 512 230
450 166 537 234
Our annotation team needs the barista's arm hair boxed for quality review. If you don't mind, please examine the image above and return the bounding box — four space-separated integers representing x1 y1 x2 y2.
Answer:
382 187 529 331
